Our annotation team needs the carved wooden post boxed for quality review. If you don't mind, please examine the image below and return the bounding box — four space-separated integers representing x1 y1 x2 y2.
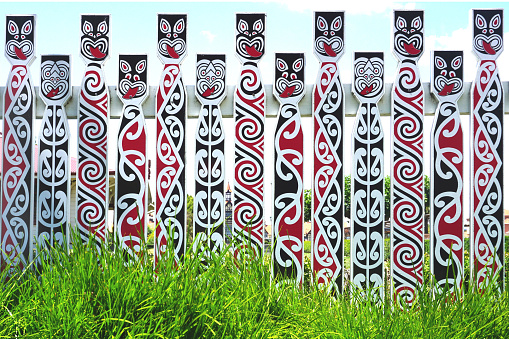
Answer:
115 55 148 261
36 55 71 252
194 54 226 259
351 52 384 301
471 9 504 291
232 13 266 261
430 51 464 295
77 15 110 251
1 15 36 271
312 11 345 294
390 10 425 307
272 53 305 285
154 14 187 266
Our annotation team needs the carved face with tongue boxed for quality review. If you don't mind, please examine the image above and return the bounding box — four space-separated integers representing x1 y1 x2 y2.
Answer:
274 53 305 101
196 55 226 103
235 13 265 62
40 55 70 102
473 9 503 59
432 51 463 99
158 14 187 63
80 15 110 63
393 10 424 59
5 16 35 64
353 52 384 100
118 55 148 101
314 11 344 61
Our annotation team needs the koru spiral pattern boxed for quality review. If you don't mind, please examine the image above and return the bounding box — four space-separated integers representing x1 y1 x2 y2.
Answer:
430 51 464 295
77 15 110 251
312 11 345 294
233 13 266 262
155 14 187 266
272 53 305 285
1 15 36 272
351 52 385 302
471 9 504 291
391 10 425 307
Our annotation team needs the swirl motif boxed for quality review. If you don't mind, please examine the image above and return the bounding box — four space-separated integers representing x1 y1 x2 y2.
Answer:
272 103 304 284
116 105 147 263
1 65 34 272
232 63 265 261
77 65 109 251
471 59 504 291
154 64 186 266
313 61 343 293
391 62 424 307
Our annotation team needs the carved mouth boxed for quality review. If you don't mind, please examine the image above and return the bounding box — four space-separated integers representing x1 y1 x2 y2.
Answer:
166 44 180 59
245 45 262 57
46 87 60 98
203 86 215 97
482 40 496 55
280 85 296 98
360 84 374 95
439 83 455 96
123 86 139 99
89 46 106 59
324 43 337 57
403 42 421 55
14 46 27 60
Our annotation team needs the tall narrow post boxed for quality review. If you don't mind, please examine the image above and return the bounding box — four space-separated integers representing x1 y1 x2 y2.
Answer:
430 51 464 295
194 54 226 259
233 13 266 261
154 14 187 266
471 9 504 291
272 53 305 285
351 52 385 301
1 15 36 272
312 11 345 293
115 55 148 262
76 15 110 251
391 10 425 307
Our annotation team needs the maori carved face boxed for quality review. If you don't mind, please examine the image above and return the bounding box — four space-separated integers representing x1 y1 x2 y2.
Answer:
80 15 110 63
314 11 344 61
274 53 305 103
158 14 187 64
432 51 463 100
196 54 226 104
5 15 35 64
353 52 384 102
235 13 265 63
40 55 71 104
473 9 503 59
118 55 148 103
393 10 424 60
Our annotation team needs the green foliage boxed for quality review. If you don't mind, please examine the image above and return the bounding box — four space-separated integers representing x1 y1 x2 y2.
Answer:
344 175 351 219
304 189 312 222
304 240 311 253
186 194 194 247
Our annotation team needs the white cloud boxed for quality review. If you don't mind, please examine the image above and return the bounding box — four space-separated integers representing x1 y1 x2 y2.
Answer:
201 30 217 43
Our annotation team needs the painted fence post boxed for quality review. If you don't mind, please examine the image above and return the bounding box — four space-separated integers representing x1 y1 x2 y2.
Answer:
312 11 345 294
193 54 226 259
351 52 385 301
391 10 425 307
36 55 71 252
430 50 464 295
115 54 148 262
154 14 188 266
272 53 305 284
76 15 110 251
471 9 505 291
232 13 266 261
1 15 36 272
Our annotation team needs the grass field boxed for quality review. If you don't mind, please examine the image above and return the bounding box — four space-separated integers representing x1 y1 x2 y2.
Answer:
0 235 508 338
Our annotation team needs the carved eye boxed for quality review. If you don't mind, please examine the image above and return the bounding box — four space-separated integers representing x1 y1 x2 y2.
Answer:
410 29 415 33
490 14 501 29
411 16 422 31
359 68 364 74
476 14 487 29
160 19 170 33
174 18 185 33
125 74 131 80
21 35 25 39
21 20 32 35
441 70 447 76
291 73 297 80
174 33 178 38
216 70 221 76
8 20 19 35
14 35 19 39
201 70 206 76
98 21 108 34
253 19 263 32
276 58 288 71
489 29 494 34
331 31 335 36
451 55 462 70
402 28 408 33
238 19 248 34
331 16 342 31
83 20 93 34
282 72 288 78
435 56 446 69
396 16 406 30
374 69 379 74
483 29 487 34
253 31 257 35
136 60 146 73
293 58 303 72
323 31 328 36
60 71 65 77
134 75 140 81
317 16 328 31
45 71 51 77
120 60 131 73
449 71 456 77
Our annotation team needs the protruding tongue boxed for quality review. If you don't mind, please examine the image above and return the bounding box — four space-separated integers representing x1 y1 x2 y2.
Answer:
324 43 337 57
123 86 139 99
403 42 421 55
47 88 59 98
166 45 179 59
280 85 296 98
360 84 373 95
245 45 262 57
482 40 496 55
90 46 106 59
439 83 455 96
203 87 215 97
14 46 27 60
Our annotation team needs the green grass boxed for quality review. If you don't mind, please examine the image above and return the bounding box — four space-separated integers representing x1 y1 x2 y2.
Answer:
0 234 508 338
